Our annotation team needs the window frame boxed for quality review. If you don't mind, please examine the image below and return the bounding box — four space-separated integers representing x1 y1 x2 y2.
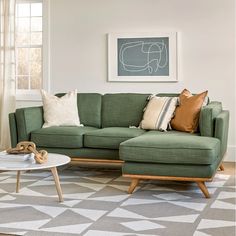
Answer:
15 0 50 101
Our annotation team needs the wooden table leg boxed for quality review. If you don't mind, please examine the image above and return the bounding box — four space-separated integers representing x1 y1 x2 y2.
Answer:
51 167 63 202
16 171 21 193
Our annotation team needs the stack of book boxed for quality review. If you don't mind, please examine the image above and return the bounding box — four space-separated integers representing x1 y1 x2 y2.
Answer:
0 152 35 168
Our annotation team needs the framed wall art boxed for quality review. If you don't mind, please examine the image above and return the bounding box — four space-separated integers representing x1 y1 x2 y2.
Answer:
108 32 177 82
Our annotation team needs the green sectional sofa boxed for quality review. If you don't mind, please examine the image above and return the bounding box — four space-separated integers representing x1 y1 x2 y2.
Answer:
9 93 229 198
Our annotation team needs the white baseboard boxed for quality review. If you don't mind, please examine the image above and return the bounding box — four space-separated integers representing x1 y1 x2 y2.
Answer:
224 145 236 162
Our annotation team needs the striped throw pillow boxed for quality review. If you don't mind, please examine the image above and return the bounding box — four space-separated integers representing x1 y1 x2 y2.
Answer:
140 96 178 131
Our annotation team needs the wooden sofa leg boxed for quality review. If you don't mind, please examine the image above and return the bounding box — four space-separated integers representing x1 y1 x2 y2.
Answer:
219 164 224 171
196 181 210 198
128 178 139 194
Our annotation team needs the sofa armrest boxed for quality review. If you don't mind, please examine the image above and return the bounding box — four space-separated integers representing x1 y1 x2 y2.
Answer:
9 113 18 147
214 110 229 158
15 106 44 142
199 101 222 137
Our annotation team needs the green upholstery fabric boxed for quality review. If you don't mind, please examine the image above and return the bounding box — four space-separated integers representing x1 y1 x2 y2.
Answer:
102 93 149 127
8 93 229 183
120 131 220 165
199 101 222 137
9 113 18 147
15 106 44 141
56 93 102 128
122 152 221 178
215 111 229 158
84 127 146 149
39 147 119 160
31 126 98 148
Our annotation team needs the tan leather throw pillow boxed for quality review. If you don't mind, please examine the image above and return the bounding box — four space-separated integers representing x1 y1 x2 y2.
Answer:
170 89 208 133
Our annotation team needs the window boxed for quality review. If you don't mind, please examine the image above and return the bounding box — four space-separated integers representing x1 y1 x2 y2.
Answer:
15 0 49 100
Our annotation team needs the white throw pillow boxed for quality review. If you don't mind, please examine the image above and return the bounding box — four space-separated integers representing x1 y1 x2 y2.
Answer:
140 96 178 131
41 89 81 128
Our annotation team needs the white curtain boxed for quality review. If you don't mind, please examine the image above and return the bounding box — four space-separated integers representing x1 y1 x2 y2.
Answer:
0 0 16 149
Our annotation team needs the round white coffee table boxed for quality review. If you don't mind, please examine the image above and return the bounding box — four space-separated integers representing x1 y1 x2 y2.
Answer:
0 153 70 202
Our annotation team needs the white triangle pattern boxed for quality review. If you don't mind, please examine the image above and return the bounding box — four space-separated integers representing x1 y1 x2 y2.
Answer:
83 176 112 183
211 200 236 210
71 208 107 221
206 181 226 188
121 198 165 206
29 180 58 187
193 231 211 236
32 205 66 217
121 220 165 231
197 219 236 229
83 230 129 236
12 187 45 197
0 194 16 201
0 178 35 184
108 208 147 220
0 188 7 193
113 176 131 182
62 200 81 207
0 176 10 181
22 172 51 177
75 182 106 191
168 201 207 211
154 193 190 200
0 202 24 208
41 223 92 234
108 184 131 192
0 219 50 230
4 231 27 236
155 214 199 223
45 175 77 180
217 191 236 199
215 174 230 180
142 184 175 192
63 192 95 199
83 230 158 236
88 194 129 202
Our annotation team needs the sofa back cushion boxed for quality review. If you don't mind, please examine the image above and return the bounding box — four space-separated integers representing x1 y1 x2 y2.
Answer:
102 93 150 128
56 93 102 128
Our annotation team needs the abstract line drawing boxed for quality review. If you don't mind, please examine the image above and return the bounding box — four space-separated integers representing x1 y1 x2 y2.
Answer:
119 40 168 74
108 32 177 81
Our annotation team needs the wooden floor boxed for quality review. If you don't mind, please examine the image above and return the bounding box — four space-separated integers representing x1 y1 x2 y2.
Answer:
222 162 236 175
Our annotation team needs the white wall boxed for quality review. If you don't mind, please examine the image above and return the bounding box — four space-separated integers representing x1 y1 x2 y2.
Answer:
18 0 236 161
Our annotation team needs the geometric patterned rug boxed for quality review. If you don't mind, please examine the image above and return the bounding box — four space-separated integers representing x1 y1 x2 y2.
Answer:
0 167 235 236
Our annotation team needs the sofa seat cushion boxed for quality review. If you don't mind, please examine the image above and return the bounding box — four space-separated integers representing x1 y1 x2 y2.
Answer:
84 127 146 149
31 126 98 148
120 131 220 165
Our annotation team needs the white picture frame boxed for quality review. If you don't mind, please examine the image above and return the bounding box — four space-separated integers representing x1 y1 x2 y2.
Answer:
108 32 177 82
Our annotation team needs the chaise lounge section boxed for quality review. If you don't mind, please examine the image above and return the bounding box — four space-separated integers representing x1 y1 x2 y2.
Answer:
120 130 224 197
